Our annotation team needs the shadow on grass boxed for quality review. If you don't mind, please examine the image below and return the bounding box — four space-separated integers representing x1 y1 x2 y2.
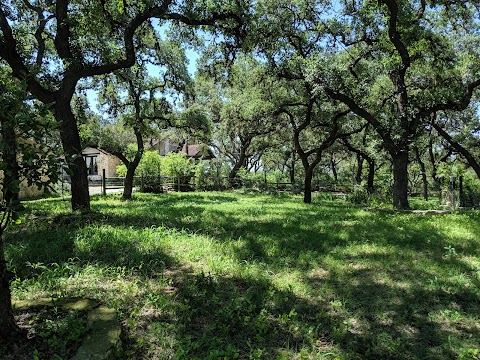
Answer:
120 265 479 359
6 213 178 279
6 193 480 359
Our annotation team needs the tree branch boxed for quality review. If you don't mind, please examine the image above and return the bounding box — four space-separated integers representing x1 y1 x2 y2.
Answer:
54 0 74 60
0 7 55 103
22 0 55 66
324 87 396 153
417 78 480 119
430 116 480 177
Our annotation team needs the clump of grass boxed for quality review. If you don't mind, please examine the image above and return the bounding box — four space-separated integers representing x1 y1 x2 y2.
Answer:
4 192 480 359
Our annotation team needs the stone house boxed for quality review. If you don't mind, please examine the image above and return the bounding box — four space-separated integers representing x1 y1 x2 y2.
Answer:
0 173 45 200
0 137 46 200
82 147 122 180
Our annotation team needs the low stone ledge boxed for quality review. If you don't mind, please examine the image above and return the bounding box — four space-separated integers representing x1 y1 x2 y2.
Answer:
13 297 100 311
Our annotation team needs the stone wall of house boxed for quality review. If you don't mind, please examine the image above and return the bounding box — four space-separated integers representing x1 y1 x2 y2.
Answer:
82 147 122 179
0 171 45 201
97 152 122 178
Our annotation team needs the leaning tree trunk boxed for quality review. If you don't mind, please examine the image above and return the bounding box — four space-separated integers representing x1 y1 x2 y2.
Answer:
123 155 142 200
228 146 248 187
391 150 409 210
123 164 136 200
432 122 480 179
55 98 90 211
228 162 243 187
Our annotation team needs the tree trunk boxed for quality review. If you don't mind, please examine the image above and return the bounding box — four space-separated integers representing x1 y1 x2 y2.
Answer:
55 99 90 211
0 114 19 206
0 115 21 340
392 151 409 209
331 155 338 182
303 167 314 204
367 160 375 195
0 232 21 340
414 146 428 201
290 149 296 184
123 157 142 199
123 164 135 200
355 154 363 185
428 138 441 190
122 129 144 200
228 145 248 187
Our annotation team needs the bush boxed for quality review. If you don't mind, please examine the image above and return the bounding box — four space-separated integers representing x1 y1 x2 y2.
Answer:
116 151 198 193
139 151 163 193
194 161 230 191
347 187 391 207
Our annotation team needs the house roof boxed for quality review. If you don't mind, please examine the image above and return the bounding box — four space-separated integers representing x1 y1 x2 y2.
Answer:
82 147 111 155
181 144 216 160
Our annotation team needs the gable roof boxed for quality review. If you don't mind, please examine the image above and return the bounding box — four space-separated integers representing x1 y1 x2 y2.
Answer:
181 144 216 160
82 147 113 156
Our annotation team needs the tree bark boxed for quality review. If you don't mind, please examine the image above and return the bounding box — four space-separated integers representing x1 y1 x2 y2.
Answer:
55 97 90 211
123 164 136 199
122 128 144 200
0 115 21 339
290 148 296 184
392 150 409 209
355 154 363 185
331 154 338 182
428 138 441 189
228 142 249 186
0 231 21 340
0 114 19 206
304 167 314 204
367 160 375 195
414 146 428 201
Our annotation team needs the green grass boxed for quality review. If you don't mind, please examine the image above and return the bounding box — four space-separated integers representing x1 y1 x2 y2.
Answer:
5 191 480 359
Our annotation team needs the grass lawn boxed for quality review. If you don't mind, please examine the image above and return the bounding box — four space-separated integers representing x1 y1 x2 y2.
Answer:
4 191 480 359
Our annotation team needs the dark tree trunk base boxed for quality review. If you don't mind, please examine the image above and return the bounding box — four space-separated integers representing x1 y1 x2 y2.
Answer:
0 259 21 341
367 160 375 195
303 169 313 204
392 151 410 210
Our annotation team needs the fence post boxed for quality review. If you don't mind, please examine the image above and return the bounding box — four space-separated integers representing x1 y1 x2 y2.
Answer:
102 169 106 196
177 176 180 192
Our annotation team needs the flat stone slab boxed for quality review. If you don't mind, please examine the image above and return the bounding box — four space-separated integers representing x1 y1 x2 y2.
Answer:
364 208 452 215
12 298 121 360
72 306 121 360
13 297 100 311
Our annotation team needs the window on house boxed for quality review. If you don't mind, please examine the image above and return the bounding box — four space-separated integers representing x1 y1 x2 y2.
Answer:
84 155 98 175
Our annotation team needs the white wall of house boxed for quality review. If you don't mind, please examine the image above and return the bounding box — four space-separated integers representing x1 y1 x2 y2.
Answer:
82 147 122 179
